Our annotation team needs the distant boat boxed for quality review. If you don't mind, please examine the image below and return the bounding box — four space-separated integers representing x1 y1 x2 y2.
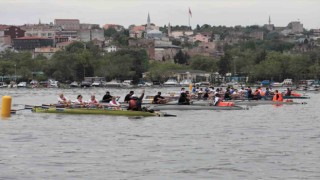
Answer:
122 80 133 88
0 82 8 88
163 78 179 86
179 79 192 86
105 79 122 87
17 82 27 88
70 81 79 88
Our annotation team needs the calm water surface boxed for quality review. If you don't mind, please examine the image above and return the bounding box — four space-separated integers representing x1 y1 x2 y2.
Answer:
0 87 320 179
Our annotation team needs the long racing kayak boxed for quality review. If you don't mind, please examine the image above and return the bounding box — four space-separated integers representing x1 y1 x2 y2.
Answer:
149 105 244 111
32 107 175 117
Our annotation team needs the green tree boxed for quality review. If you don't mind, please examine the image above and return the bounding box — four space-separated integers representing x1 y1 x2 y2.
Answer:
174 50 189 65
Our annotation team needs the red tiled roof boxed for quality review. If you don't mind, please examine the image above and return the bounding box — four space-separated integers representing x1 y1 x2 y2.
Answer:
0 25 9 30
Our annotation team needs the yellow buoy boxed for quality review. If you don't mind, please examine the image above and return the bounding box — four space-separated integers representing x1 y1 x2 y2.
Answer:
1 96 12 117
189 83 193 91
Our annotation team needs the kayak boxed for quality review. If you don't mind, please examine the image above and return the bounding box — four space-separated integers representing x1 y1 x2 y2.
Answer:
149 105 244 111
174 100 305 106
234 100 303 106
32 107 175 117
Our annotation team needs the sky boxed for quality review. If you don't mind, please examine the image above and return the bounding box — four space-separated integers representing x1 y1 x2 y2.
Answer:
0 0 319 29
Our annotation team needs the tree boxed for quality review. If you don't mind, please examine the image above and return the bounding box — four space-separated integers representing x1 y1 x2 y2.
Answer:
218 53 232 76
189 55 218 72
174 50 189 65
104 28 117 37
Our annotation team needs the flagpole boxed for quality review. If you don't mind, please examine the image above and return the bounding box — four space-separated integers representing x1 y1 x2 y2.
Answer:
188 12 190 29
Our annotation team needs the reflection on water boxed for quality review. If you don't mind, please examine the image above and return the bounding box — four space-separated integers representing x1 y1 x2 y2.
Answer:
0 88 320 179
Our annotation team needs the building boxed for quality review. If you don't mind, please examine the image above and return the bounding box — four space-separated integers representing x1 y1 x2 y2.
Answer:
145 13 163 39
129 25 146 38
13 36 54 51
56 41 73 50
249 31 264 40
55 30 78 39
22 23 55 38
54 19 80 30
103 24 124 31
80 23 100 30
33 47 60 59
4 26 25 39
79 29 104 42
192 33 209 43
171 70 212 83
288 21 304 33
264 16 275 31
104 45 117 53
0 25 11 46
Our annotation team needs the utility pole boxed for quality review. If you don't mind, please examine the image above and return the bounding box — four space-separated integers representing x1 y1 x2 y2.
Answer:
14 64 16 83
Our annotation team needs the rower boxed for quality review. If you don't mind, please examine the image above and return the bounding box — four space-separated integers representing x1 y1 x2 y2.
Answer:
128 90 145 111
74 95 86 107
109 96 121 109
213 94 222 106
101 91 112 103
57 93 71 107
88 95 102 108
178 92 190 105
153 92 167 104
124 91 134 103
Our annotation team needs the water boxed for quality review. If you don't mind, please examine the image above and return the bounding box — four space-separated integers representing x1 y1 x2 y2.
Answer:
1 88 320 179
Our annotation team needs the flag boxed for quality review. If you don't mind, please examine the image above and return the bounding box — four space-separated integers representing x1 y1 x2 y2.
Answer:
189 8 192 18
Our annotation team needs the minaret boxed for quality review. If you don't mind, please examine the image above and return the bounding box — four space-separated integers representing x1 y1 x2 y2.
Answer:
147 13 151 31
39 18 41 25
168 22 171 37
268 16 271 25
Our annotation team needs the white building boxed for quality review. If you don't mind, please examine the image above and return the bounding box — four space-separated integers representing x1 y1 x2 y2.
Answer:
104 45 117 53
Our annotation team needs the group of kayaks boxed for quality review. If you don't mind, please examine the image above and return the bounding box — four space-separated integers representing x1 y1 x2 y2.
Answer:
20 92 309 117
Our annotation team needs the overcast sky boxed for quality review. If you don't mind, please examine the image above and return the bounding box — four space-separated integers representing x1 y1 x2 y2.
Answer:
0 0 319 29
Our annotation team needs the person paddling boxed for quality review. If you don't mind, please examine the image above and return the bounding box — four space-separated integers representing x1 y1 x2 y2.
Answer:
178 92 190 105
88 95 102 108
101 91 112 103
272 90 283 102
109 96 121 109
128 90 145 111
213 94 222 106
74 95 86 107
57 93 71 107
153 92 167 104
124 91 134 103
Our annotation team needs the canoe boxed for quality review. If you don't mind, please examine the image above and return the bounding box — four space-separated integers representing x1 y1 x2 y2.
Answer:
149 105 244 111
32 107 175 117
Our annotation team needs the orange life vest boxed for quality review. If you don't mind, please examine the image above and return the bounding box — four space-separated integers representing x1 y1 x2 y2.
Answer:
272 93 283 102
